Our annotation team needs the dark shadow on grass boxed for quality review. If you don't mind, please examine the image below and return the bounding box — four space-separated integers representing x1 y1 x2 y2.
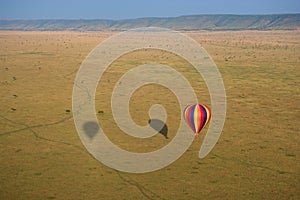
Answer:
83 121 99 139
148 119 168 139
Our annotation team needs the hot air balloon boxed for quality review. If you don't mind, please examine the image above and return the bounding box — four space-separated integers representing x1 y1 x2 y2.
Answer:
184 104 211 137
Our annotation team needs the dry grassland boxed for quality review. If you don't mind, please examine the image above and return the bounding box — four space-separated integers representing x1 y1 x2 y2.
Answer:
0 30 299 199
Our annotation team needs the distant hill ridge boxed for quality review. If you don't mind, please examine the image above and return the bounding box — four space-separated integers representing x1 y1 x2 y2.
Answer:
0 14 299 31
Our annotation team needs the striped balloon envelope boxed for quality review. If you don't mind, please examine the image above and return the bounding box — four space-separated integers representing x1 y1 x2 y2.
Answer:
184 104 211 137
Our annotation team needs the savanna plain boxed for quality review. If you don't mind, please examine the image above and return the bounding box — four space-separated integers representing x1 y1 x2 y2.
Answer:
0 30 299 199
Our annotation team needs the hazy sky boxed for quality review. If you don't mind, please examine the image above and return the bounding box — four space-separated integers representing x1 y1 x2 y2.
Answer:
1 0 300 20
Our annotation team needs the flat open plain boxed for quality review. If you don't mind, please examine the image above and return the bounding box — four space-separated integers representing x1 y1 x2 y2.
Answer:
0 30 299 199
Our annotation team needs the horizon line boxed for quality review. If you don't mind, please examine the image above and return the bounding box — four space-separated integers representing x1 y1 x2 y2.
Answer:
1 12 300 21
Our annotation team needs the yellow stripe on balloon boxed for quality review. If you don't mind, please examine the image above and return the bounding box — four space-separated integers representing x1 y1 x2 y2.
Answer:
203 105 211 127
194 104 199 133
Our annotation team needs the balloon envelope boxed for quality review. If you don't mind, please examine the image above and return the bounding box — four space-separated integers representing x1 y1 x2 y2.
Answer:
184 104 211 137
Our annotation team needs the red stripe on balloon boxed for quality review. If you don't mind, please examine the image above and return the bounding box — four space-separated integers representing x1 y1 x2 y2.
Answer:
185 105 195 133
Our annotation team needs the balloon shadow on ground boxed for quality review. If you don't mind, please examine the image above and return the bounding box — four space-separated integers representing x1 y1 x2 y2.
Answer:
83 120 168 139
148 119 169 139
83 121 99 139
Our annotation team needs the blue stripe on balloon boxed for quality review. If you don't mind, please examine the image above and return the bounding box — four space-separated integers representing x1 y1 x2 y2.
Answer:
199 105 207 131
